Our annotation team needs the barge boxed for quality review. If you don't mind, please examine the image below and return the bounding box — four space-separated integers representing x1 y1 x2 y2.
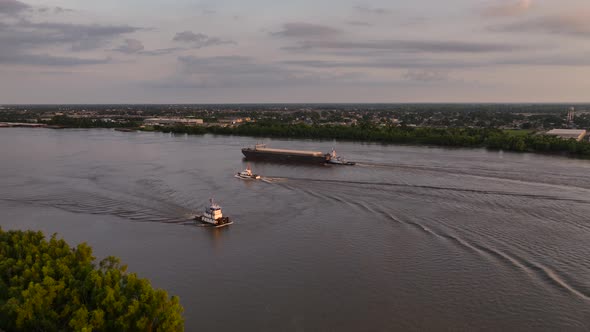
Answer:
242 144 330 164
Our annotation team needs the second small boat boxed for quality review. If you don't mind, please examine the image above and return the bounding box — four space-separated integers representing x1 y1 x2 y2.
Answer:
236 164 261 180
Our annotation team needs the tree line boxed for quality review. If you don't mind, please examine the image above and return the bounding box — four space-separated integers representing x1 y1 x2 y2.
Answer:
34 116 590 157
153 122 590 158
46 115 140 128
0 229 184 331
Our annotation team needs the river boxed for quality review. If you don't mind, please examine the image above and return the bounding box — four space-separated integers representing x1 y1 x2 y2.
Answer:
1 128 590 331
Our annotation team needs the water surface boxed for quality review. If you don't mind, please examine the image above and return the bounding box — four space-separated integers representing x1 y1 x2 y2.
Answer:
2 128 590 331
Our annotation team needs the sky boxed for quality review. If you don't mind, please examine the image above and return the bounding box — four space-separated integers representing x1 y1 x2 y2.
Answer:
1 0 590 103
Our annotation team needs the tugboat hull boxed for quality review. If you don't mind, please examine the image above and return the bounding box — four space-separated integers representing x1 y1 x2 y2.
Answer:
327 160 356 166
195 216 233 228
236 173 261 180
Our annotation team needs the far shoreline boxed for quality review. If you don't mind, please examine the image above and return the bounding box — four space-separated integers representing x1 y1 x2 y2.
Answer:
3 124 589 161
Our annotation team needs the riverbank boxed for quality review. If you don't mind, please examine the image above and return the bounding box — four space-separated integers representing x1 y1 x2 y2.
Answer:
146 122 590 158
5 119 590 158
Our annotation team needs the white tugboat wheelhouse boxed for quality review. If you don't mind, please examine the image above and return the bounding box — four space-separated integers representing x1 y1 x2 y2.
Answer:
196 198 233 227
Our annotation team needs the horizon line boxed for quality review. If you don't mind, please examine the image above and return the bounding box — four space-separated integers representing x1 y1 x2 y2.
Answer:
2 102 590 106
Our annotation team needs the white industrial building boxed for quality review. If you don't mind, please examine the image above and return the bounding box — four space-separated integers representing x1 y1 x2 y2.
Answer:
144 118 203 126
546 129 587 142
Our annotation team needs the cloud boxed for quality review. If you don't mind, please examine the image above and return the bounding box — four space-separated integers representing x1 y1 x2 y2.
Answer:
114 39 145 54
284 51 590 70
346 20 372 27
0 52 110 66
0 18 140 65
1 0 72 15
284 39 524 54
496 54 590 66
36 7 74 14
54 6 74 14
353 4 391 15
172 31 235 48
151 55 335 89
482 0 533 17
37 6 74 14
177 55 296 86
283 58 477 70
271 22 342 38
156 56 463 90
140 48 185 56
8 20 142 51
26 21 139 38
0 0 29 14
113 39 186 56
492 11 590 37
403 70 449 82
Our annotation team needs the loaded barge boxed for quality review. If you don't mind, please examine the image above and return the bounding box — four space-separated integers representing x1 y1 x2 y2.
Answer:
242 144 355 165
242 144 330 164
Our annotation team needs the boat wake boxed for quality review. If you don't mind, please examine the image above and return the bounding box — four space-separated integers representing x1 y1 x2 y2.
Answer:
377 209 590 301
0 177 197 224
356 161 590 192
269 175 590 302
260 177 287 183
271 176 590 205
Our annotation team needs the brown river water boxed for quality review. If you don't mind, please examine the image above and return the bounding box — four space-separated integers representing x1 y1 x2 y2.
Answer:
2 128 590 331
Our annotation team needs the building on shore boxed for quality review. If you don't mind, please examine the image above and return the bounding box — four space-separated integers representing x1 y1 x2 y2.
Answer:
218 117 251 125
144 118 203 126
546 129 587 142
567 107 576 125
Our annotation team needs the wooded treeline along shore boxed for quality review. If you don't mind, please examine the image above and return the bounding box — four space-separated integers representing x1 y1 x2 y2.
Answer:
153 122 590 158
34 116 590 158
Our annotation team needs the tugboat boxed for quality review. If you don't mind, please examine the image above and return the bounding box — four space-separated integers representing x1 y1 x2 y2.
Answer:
326 148 356 166
236 164 261 180
194 198 233 228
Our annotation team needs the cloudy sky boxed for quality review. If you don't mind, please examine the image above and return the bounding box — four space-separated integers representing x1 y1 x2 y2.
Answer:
1 0 589 103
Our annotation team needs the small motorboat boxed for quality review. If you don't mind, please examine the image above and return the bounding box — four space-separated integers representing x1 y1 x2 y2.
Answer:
326 148 356 166
236 164 261 180
194 198 233 228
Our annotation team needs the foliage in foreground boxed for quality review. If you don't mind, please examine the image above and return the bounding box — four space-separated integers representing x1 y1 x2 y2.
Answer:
0 229 184 332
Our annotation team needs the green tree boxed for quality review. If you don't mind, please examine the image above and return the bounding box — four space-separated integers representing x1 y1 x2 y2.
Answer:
0 229 184 332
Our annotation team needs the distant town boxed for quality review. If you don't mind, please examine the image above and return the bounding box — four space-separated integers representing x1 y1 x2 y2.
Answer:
1 104 590 142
